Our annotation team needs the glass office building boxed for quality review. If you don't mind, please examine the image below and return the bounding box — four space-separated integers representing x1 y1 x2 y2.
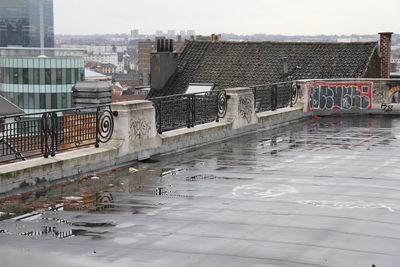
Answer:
0 56 84 113
0 0 54 48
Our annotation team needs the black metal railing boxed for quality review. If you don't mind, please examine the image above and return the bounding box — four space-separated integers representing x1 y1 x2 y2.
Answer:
252 81 299 113
0 105 117 164
150 90 228 134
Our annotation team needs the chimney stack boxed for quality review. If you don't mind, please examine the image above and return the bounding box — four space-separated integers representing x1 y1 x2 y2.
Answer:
379 32 393 78
211 34 221 42
151 38 178 92
156 38 174 52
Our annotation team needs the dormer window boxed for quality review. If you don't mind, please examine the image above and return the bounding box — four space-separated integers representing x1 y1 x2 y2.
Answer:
186 83 214 94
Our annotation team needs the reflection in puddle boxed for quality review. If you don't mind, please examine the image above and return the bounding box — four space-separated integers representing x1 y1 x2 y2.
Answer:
232 184 298 198
185 174 217 181
0 166 164 220
113 233 146 244
298 200 397 212
115 222 137 229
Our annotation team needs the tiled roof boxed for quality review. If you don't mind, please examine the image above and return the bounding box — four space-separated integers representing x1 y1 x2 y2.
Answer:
149 41 378 97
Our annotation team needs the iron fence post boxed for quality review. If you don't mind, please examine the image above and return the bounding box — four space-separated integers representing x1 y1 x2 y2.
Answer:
215 92 219 122
95 106 100 148
158 101 163 134
50 112 57 157
272 84 278 111
41 113 49 158
186 96 191 128
191 95 195 127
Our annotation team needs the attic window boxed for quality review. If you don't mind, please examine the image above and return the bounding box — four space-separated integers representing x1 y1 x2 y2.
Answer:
186 83 214 94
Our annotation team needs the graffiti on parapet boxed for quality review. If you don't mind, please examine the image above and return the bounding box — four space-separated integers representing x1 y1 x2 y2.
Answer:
239 97 253 123
381 103 393 112
130 118 151 140
307 82 373 111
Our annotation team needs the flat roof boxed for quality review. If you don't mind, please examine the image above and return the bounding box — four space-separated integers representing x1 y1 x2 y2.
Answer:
1 116 400 266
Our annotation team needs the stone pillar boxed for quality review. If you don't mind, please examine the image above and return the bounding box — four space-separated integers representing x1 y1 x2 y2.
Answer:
111 100 161 160
221 87 257 129
295 80 310 112
72 79 112 107
379 32 393 79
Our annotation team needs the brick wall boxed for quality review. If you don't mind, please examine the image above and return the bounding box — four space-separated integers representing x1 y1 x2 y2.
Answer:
379 32 393 78
138 41 153 86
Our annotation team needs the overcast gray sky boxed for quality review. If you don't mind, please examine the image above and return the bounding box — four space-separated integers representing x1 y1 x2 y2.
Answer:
54 0 399 35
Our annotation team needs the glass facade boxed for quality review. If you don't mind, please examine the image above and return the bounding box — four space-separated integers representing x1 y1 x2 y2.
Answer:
0 0 54 48
0 56 84 112
0 67 84 85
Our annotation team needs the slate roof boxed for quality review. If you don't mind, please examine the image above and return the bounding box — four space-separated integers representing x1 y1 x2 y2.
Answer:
149 41 379 97
0 96 24 116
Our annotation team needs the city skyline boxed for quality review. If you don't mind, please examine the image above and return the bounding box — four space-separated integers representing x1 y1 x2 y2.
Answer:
54 0 399 36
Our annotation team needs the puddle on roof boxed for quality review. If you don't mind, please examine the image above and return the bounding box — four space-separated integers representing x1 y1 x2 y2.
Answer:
0 165 164 220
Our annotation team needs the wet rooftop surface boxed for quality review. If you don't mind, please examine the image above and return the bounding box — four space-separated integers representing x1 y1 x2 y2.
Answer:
1 115 400 266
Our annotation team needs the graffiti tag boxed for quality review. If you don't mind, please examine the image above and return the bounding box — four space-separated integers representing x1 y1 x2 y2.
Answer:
381 103 393 112
308 82 373 111
130 118 151 140
238 97 253 123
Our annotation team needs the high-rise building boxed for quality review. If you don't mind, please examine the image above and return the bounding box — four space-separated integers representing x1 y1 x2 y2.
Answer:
179 30 186 38
0 0 54 48
131 29 139 38
167 30 176 37
187 30 196 38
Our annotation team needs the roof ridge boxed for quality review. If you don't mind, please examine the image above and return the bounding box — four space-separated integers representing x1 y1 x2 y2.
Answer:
187 40 378 45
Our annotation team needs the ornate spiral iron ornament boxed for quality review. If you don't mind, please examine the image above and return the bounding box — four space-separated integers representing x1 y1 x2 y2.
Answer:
97 108 114 143
290 82 299 106
217 90 228 118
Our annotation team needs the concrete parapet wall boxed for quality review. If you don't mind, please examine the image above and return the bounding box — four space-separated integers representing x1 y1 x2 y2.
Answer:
3 79 400 194
0 87 309 194
0 143 120 194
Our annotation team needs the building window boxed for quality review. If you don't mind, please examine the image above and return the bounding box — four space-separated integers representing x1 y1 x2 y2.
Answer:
23 68 29 84
51 93 57 109
33 68 40 84
74 68 80 83
45 68 51 84
1 67 83 85
66 68 71 84
56 68 62 84
40 93 46 108
13 68 19 84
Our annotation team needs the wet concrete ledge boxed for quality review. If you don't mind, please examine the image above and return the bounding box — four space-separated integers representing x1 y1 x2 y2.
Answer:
0 106 308 194
0 142 121 194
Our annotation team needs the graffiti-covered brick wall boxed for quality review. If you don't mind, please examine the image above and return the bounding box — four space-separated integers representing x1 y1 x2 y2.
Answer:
372 80 400 104
307 82 372 111
299 79 400 113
